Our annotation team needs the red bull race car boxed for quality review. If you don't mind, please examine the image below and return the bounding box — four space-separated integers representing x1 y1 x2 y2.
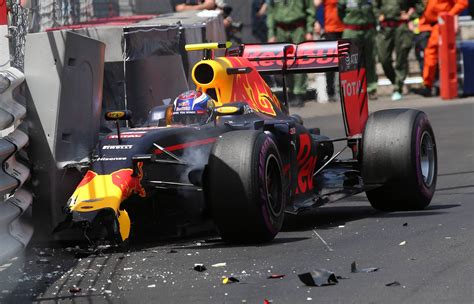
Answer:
56 41 437 244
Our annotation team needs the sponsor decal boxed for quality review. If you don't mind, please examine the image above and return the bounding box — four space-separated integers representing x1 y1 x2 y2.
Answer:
108 133 144 139
340 68 368 136
95 157 127 161
174 110 198 115
340 79 364 97
105 111 126 119
102 145 133 150
175 106 191 111
243 42 338 70
344 53 359 68
295 134 317 194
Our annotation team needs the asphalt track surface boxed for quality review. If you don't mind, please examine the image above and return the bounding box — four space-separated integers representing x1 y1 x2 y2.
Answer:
0 96 473 304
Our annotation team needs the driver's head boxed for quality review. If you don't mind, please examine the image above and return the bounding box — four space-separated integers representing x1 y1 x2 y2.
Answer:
172 90 215 125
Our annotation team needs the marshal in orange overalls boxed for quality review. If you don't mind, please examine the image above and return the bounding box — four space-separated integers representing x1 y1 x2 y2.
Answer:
419 0 467 88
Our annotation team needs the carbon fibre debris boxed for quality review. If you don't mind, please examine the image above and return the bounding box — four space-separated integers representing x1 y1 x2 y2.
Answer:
298 269 339 287
351 261 379 273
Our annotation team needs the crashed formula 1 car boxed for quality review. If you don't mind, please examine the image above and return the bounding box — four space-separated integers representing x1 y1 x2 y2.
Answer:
56 41 437 244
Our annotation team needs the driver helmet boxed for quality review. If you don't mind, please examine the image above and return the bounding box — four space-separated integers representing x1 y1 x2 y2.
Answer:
172 90 215 125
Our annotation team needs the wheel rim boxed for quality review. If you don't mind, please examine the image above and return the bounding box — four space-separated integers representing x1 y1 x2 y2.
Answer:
265 154 283 217
420 131 435 187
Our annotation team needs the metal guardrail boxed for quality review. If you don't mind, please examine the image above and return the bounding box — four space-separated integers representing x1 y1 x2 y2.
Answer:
0 66 33 264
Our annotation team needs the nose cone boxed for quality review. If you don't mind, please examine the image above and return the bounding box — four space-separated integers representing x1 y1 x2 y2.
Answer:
66 167 146 242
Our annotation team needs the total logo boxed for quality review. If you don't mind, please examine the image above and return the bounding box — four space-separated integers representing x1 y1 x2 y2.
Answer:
340 80 364 98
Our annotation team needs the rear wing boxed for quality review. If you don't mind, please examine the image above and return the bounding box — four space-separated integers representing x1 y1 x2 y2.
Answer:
227 40 353 74
227 40 368 141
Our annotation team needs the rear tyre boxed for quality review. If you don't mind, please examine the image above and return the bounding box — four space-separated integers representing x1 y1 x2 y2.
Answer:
362 109 437 211
208 130 286 243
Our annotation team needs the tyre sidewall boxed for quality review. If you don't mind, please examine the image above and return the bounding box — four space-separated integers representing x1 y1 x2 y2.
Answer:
411 112 437 204
253 134 286 237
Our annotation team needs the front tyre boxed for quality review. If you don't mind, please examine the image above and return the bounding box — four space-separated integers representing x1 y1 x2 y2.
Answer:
362 109 437 211
208 131 286 243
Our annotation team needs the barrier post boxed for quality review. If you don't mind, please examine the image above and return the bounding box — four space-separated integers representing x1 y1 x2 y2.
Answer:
438 12 458 99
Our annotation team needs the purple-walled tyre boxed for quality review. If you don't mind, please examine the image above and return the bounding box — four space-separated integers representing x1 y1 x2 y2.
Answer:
208 130 286 243
362 109 437 211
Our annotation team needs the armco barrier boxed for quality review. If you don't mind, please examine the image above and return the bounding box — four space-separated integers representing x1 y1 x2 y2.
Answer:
25 31 105 239
0 66 33 264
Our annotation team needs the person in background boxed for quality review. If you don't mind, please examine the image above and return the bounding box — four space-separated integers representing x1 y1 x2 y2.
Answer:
174 0 216 11
414 0 468 97
314 0 344 102
338 0 378 100
266 0 315 107
252 0 268 42
374 0 424 101
412 12 430 73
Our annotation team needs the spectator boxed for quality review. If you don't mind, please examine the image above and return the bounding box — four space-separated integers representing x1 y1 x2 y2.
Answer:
414 0 468 97
314 0 344 102
338 0 378 100
374 0 424 101
252 0 268 42
412 15 431 72
267 0 315 107
174 0 216 11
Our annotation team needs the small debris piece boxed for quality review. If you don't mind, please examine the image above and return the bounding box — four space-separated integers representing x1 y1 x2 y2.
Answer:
38 251 53 257
123 267 133 271
399 241 407 246
307 297 313 301
168 249 178 254
298 269 338 287
0 263 12 272
386 281 401 287
338 225 345 228
212 262 227 268
104 290 112 294
36 258 50 265
69 286 81 294
351 261 378 273
194 264 207 272
263 300 273 304
147 284 156 288
268 274 285 279
222 276 239 284
402 223 408 227
336 275 350 280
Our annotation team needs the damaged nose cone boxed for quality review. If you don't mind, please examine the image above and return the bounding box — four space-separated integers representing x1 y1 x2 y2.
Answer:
56 169 144 243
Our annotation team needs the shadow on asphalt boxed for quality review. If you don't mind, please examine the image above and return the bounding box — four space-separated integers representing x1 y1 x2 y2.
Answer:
282 203 461 232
